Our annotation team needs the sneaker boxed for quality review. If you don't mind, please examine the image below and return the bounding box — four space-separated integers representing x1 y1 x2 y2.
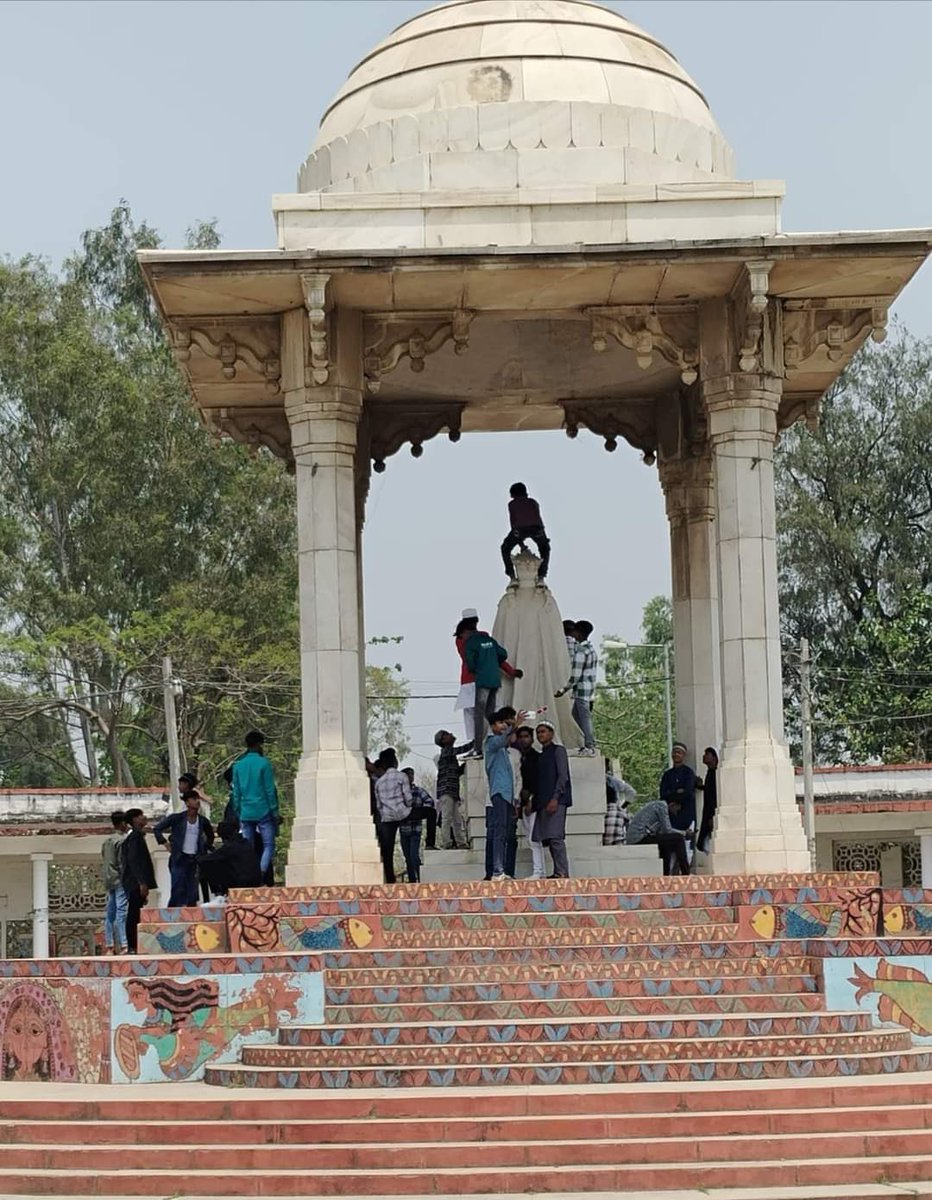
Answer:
578 746 597 757
490 873 508 882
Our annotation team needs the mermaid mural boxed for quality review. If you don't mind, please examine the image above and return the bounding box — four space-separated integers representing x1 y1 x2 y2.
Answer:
112 973 305 1082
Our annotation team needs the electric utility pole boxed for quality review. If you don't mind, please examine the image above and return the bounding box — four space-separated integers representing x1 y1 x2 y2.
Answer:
162 656 183 813
800 637 816 865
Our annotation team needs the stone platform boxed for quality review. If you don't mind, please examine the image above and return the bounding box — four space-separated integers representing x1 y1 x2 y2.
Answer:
421 756 661 882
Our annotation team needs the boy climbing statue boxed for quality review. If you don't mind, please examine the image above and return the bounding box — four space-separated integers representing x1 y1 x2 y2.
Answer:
501 482 551 583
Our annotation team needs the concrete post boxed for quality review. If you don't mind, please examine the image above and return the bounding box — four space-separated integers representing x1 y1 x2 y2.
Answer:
30 853 52 959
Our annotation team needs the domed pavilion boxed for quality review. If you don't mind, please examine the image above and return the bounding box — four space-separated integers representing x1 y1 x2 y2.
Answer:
140 0 932 886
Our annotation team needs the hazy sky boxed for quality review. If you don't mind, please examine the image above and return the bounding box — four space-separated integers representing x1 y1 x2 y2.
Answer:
2 0 931 773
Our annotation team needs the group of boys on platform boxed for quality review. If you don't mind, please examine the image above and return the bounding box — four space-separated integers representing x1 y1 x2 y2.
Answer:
99 730 280 953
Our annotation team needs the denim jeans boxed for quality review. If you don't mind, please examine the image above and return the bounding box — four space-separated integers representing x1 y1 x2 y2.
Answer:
399 826 421 882
168 856 199 907
104 885 128 951
240 815 276 878
472 686 499 753
572 697 596 749
488 794 517 877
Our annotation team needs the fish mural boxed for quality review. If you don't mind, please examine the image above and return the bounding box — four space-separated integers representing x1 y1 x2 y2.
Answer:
743 888 883 941
193 923 223 952
884 904 932 935
849 960 932 1036
226 904 378 954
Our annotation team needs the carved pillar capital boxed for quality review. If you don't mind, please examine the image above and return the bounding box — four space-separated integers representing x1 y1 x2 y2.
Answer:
701 373 783 445
658 452 715 525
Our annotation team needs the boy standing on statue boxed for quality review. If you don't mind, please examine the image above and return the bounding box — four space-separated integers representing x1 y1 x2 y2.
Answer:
501 483 551 582
464 625 522 750
557 620 598 756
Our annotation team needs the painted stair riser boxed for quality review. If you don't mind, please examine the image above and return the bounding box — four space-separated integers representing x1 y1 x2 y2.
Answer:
378 923 742 948
325 956 816 985
242 1030 911 1068
378 908 736 930
231 873 877 902
8 1103 932 1144
325 973 818 1003
312 938 810 967
141 894 740 921
12 1128 932 1170
281 1012 872 1047
205 1048 931 1089
325 994 830 1022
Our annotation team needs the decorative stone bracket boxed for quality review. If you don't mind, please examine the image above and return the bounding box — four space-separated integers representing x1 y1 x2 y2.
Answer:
363 310 474 394
731 260 773 374
170 321 281 394
587 306 699 385
366 399 466 472
300 272 331 386
783 297 888 373
561 399 657 461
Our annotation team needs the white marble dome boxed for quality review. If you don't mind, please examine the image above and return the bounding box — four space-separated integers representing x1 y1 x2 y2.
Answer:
298 0 735 195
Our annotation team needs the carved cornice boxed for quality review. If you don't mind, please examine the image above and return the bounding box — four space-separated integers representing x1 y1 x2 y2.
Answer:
300 272 331 386
561 399 656 460
363 310 474 394
366 399 466 472
782 297 888 375
730 260 774 374
587 306 699 385
170 318 281 395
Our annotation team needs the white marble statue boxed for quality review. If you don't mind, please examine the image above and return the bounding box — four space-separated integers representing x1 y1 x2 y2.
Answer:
491 552 584 750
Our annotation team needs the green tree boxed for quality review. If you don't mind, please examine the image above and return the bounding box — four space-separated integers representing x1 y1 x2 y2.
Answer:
776 331 932 761
0 204 298 788
594 596 673 797
365 637 410 759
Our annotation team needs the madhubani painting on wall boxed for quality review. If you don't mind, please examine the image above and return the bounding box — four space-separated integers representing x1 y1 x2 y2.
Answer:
0 978 110 1083
110 971 324 1083
825 956 932 1041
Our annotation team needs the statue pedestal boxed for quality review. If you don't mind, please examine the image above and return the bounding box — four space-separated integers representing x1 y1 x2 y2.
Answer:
419 757 662 881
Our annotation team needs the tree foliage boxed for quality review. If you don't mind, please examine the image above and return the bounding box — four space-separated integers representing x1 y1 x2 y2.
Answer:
0 201 411 809
365 637 410 760
0 203 297 789
776 331 932 762
594 596 673 797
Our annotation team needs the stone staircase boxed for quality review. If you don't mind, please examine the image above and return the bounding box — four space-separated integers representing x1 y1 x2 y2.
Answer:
8 870 932 1197
199 872 928 1093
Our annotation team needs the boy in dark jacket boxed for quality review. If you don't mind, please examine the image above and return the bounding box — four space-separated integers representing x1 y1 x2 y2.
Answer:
122 809 156 953
501 482 551 581
198 822 263 899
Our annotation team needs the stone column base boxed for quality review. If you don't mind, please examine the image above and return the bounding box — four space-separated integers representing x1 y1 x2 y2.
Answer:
286 751 382 887
706 739 812 875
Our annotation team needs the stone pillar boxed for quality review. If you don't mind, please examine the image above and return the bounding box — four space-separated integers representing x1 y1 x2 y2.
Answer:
282 299 382 886
153 848 171 908
699 283 810 875
660 453 722 770
917 829 932 890
30 853 52 959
